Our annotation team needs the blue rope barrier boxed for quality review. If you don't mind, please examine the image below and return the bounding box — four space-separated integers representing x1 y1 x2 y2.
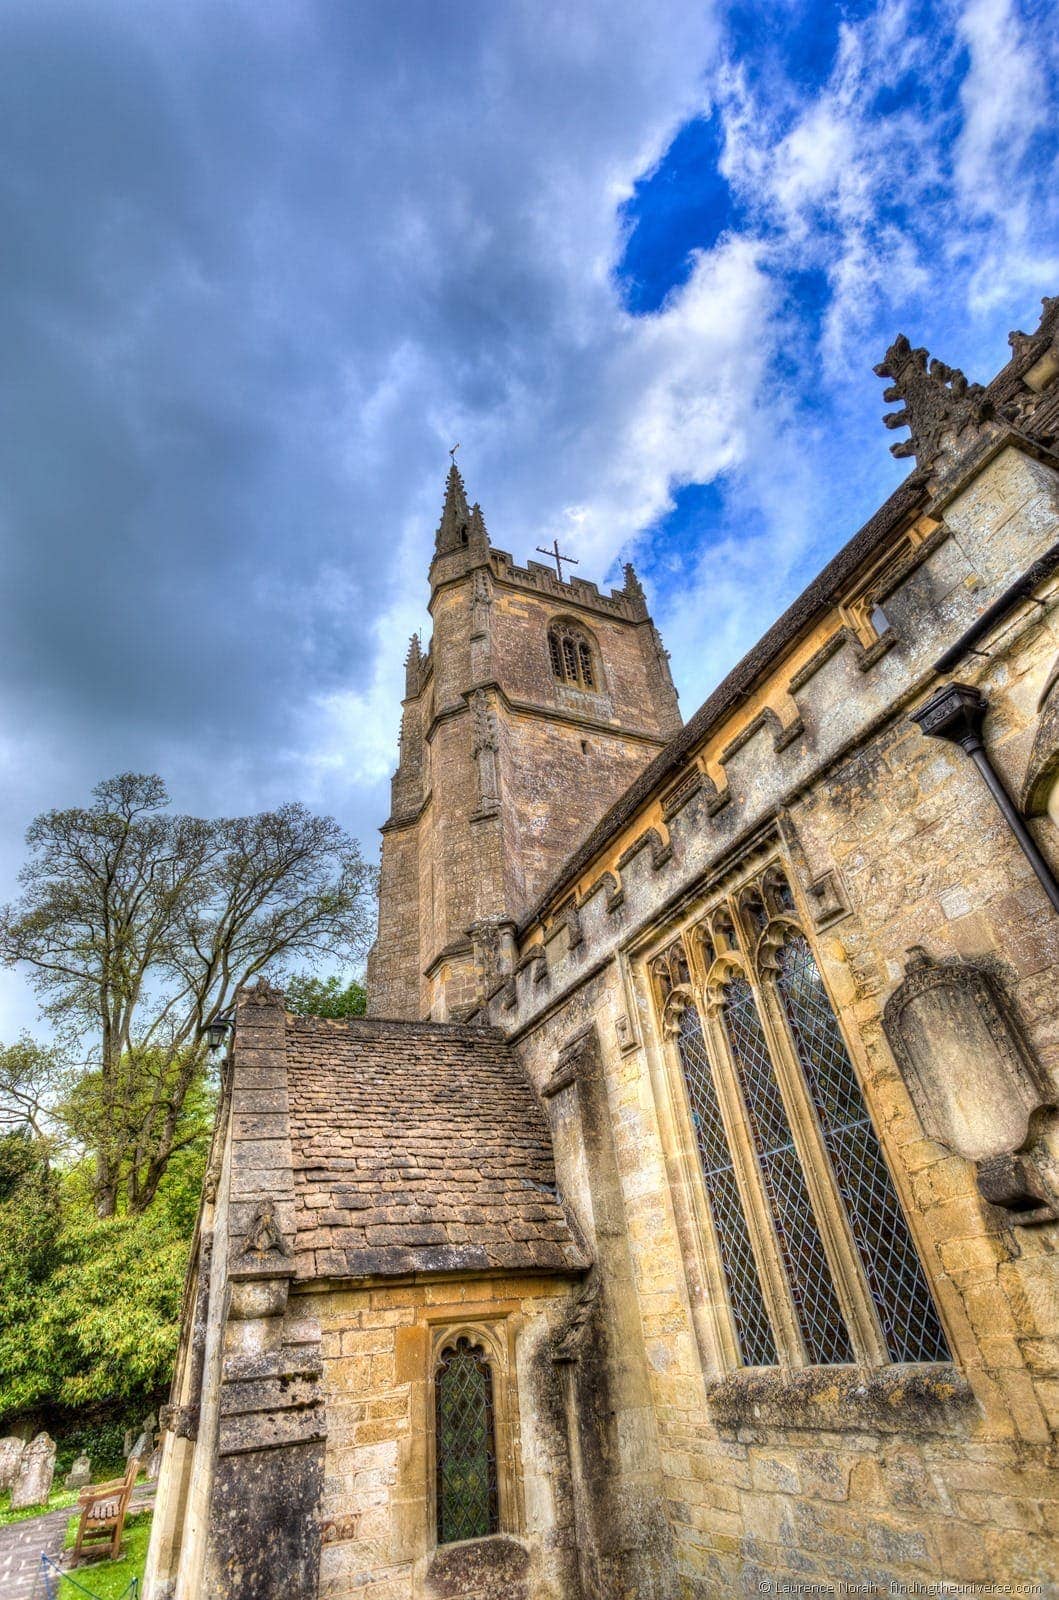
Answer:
37 1552 139 1599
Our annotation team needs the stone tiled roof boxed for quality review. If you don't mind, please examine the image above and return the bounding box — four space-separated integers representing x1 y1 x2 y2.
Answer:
285 1015 587 1281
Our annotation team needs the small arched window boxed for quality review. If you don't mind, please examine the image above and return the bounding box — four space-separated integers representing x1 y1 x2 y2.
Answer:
548 620 597 690
435 1336 499 1545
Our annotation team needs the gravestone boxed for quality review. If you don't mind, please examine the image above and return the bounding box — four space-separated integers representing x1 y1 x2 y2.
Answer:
129 1412 157 1465
146 1440 163 1481
0 1436 23 1491
10 1431 55 1509
64 1453 92 1490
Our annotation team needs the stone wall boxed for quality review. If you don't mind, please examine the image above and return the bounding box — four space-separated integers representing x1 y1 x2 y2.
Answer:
370 540 682 1021
309 1275 582 1600
477 438 1059 1592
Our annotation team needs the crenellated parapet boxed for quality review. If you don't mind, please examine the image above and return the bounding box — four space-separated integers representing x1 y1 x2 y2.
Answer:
487 548 652 622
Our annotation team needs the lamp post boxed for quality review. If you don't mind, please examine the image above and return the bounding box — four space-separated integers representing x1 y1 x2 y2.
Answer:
911 682 1059 915
202 1013 234 1052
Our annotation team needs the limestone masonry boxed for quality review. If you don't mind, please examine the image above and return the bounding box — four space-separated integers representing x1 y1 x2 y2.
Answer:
148 296 1059 1599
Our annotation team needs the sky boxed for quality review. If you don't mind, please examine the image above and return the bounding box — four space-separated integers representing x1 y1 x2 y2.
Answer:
0 0 1057 1035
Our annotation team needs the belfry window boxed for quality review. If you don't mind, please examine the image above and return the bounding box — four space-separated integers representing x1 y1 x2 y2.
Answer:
652 867 949 1370
435 1337 500 1545
547 620 597 690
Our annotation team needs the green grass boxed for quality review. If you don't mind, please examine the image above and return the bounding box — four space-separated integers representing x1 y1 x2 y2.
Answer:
56 1509 152 1598
0 1483 79 1526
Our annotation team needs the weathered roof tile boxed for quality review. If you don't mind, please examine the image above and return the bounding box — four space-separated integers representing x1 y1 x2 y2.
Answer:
284 1015 587 1280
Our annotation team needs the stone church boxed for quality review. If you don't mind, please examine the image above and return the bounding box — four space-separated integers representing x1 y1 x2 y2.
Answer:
146 296 1059 1599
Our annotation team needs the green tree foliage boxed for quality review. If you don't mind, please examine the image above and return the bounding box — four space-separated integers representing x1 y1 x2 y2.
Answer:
285 973 367 1018
0 1110 209 1424
0 774 377 1214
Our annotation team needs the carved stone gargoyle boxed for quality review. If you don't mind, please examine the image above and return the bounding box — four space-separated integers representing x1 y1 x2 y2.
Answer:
883 950 1056 1223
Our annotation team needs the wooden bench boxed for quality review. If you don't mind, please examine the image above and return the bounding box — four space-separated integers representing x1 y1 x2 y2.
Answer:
71 1454 140 1564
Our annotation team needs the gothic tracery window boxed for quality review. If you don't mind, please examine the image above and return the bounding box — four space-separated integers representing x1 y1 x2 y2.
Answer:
548 619 597 690
653 865 949 1371
435 1337 500 1545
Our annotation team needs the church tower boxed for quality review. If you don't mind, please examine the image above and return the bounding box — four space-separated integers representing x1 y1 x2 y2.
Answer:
367 461 682 1020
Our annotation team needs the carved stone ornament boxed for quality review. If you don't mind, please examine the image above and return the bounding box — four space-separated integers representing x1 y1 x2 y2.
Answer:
874 334 992 474
883 950 1056 1219
470 688 499 755
229 1200 294 1319
1021 653 1059 816
242 1199 291 1259
241 976 286 1008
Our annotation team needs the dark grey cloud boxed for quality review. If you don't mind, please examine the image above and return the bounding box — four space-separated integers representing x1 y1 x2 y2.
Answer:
2 0 1055 1038
0 0 718 1030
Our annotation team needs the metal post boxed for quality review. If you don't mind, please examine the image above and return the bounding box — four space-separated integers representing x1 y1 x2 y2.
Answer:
911 682 1059 915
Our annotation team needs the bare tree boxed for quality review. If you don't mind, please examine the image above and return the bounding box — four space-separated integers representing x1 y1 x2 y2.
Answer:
0 774 377 1214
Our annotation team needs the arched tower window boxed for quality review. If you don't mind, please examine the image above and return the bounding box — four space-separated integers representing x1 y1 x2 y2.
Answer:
435 1336 499 1545
547 619 597 690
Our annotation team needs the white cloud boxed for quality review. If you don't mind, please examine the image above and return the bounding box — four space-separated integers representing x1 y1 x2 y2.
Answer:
0 0 1057 1037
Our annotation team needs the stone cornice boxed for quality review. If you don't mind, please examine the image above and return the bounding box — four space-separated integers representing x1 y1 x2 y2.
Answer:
423 679 670 749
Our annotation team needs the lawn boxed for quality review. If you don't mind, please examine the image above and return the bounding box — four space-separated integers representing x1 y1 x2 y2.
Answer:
54 1509 152 1598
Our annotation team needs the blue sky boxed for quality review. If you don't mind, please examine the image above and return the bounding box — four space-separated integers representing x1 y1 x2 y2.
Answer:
0 0 1057 1033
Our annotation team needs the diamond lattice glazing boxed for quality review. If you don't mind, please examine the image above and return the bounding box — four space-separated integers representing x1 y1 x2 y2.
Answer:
722 977 855 1365
775 936 950 1363
436 1339 499 1544
678 1006 778 1366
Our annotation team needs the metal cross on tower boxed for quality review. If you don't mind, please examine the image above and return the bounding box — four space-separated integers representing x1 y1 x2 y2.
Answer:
535 537 579 582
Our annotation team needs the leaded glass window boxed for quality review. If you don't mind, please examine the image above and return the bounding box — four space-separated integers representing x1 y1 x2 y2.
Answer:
654 867 950 1374
774 934 950 1363
677 1004 777 1366
721 976 855 1365
435 1337 499 1545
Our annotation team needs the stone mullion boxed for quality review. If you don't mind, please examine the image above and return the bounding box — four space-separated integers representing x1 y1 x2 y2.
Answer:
748 931 888 1368
696 972 808 1370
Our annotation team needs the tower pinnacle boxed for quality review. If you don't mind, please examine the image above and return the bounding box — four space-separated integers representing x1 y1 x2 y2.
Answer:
435 460 472 556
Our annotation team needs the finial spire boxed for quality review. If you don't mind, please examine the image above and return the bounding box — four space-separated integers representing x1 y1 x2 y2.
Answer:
874 334 992 474
404 632 423 696
435 455 471 556
623 562 647 614
469 502 488 545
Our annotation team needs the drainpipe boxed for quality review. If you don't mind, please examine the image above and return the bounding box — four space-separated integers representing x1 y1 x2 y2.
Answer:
911 681 1059 915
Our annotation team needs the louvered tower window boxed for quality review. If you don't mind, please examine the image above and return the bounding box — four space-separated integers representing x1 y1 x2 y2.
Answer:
435 1337 499 1545
548 620 597 690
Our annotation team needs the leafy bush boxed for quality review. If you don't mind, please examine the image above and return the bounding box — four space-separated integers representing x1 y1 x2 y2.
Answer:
0 1097 211 1438
285 972 366 1017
